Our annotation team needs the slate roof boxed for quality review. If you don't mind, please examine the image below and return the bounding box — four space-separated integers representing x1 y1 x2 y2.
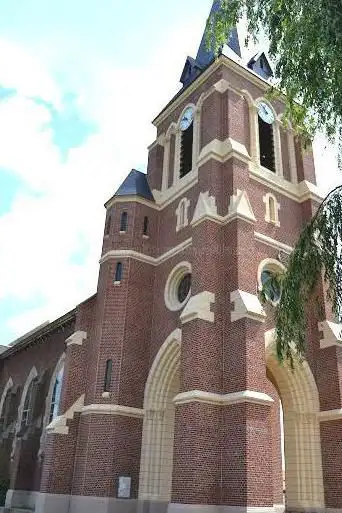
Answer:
247 51 274 80
114 169 155 201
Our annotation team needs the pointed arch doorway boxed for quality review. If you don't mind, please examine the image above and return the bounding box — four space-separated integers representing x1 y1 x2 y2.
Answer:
265 332 325 510
139 328 325 510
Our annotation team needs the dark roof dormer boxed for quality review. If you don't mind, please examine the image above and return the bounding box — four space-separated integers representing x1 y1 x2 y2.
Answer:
180 0 241 88
247 51 273 80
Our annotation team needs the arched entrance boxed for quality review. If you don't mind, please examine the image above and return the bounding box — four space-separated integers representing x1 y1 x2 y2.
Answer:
139 329 181 502
139 328 325 510
265 332 325 510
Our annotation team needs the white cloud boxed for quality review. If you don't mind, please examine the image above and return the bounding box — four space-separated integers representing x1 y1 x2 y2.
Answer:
0 38 61 106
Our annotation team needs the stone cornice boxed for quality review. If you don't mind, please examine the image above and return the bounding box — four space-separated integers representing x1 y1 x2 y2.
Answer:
173 390 274 407
100 238 192 267
105 194 159 211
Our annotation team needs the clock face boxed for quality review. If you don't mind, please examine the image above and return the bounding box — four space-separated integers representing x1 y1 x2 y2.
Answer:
180 106 194 131
258 102 275 124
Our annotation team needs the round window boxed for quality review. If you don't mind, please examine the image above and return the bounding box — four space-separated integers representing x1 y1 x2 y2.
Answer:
261 269 281 304
164 262 192 311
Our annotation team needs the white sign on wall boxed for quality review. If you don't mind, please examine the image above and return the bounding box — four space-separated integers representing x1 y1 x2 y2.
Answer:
118 476 131 499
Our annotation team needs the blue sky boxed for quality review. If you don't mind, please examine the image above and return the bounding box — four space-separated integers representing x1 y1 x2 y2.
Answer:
0 0 339 345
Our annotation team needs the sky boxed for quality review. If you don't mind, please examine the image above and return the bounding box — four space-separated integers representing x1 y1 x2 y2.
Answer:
0 0 340 346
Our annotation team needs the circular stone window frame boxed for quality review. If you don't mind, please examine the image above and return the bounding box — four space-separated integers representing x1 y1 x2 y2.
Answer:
257 258 285 307
164 261 192 312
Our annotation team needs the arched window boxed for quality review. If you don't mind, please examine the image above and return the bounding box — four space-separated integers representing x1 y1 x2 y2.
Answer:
105 214 111 236
257 102 276 173
269 196 276 223
120 212 128 232
258 259 285 306
263 193 280 226
179 106 194 178
104 360 113 392
115 262 123 283
143 216 149 236
176 197 190 232
20 379 36 430
49 366 64 423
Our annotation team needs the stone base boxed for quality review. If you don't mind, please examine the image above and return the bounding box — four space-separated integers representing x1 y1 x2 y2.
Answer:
35 493 167 513
168 507 276 513
5 489 39 510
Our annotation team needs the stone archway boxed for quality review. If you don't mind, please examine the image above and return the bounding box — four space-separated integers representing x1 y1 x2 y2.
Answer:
139 329 181 503
265 333 325 510
139 328 325 510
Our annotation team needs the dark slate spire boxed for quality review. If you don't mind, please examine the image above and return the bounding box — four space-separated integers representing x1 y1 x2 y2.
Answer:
180 0 241 88
114 169 155 202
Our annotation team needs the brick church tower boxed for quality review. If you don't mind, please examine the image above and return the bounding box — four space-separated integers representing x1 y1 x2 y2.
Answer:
1 2 342 513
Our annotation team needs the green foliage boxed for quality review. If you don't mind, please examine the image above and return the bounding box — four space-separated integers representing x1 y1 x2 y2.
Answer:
207 0 342 148
260 185 342 365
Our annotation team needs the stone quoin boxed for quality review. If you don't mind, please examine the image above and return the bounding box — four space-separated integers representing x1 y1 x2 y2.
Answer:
0 2 340 513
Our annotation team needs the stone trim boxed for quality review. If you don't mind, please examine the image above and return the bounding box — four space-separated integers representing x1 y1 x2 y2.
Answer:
230 290 266 323
176 197 191 232
191 191 218 227
153 171 198 209
164 262 192 312
100 238 192 267
46 394 84 435
173 390 274 407
105 194 159 211
15 366 38 435
319 320 342 349
0 377 13 418
191 190 256 228
250 163 323 204
180 291 215 324
263 192 281 227
81 404 144 418
198 137 251 168
228 189 256 223
66 331 87 347
40 353 66 454
319 409 342 422
254 232 293 254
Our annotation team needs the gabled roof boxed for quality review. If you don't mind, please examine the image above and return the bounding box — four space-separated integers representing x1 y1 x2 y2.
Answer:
247 51 273 80
114 169 155 202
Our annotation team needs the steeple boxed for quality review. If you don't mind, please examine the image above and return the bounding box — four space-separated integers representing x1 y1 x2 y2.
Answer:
180 0 241 88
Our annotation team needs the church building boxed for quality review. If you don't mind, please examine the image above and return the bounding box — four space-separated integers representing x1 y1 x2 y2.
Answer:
1 2 341 513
